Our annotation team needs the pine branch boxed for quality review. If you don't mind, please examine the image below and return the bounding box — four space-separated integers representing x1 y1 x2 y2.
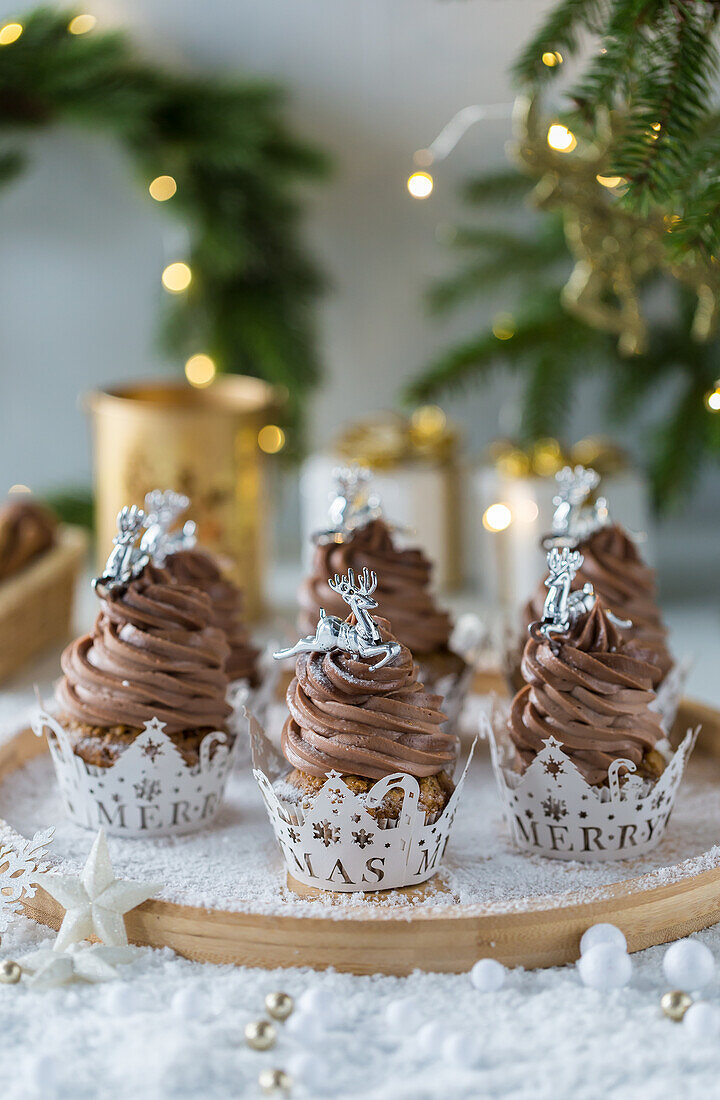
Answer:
463 170 534 205
520 352 577 441
513 0 610 86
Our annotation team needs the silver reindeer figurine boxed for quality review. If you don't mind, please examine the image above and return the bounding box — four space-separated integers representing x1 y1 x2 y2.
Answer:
534 546 631 639
140 489 197 564
93 505 149 592
273 566 401 670
315 466 382 544
549 465 608 544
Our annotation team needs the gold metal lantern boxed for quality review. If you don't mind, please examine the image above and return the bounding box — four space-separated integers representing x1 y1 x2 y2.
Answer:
86 377 283 619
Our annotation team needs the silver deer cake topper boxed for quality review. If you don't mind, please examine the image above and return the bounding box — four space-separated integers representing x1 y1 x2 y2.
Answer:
533 546 631 640
315 466 383 545
548 465 609 546
93 505 149 592
140 489 197 565
273 566 401 670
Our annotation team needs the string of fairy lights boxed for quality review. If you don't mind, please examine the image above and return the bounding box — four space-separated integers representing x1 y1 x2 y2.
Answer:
405 50 720 423
0 12 287 461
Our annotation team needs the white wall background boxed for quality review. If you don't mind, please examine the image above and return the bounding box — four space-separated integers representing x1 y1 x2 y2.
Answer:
0 0 716 589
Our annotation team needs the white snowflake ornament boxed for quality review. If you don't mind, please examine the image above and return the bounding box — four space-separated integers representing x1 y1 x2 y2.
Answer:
34 829 159 951
0 827 55 933
17 942 138 989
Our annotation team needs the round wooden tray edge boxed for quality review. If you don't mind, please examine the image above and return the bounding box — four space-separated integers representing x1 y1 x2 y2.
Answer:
5 695 720 973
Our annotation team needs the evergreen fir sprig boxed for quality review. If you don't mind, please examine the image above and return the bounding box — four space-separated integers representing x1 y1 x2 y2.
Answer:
0 7 329 446
513 0 720 263
406 168 720 509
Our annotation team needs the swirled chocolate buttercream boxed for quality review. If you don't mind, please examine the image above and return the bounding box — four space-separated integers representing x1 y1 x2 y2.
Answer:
57 563 232 734
298 519 452 655
510 598 668 787
163 549 259 684
281 615 458 781
523 524 673 682
509 599 665 786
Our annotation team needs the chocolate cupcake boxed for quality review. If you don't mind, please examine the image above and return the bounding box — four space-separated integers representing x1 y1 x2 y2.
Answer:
56 524 232 769
299 468 472 728
509 548 666 787
275 567 459 822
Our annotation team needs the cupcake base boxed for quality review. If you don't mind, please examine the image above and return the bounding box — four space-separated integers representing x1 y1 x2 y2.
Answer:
278 767 455 822
57 715 233 769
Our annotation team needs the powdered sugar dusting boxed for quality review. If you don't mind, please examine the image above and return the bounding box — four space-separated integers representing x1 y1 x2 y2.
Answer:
3 698 720 920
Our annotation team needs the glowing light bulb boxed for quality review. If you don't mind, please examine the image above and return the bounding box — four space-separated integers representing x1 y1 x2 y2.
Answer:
483 503 512 532
547 124 577 152
258 425 286 454
0 23 23 45
407 172 434 199
68 14 96 34
162 262 192 293
410 404 447 438
184 354 215 388
8 483 31 494
596 174 624 189
542 51 562 67
492 314 515 340
149 175 177 201
706 387 720 412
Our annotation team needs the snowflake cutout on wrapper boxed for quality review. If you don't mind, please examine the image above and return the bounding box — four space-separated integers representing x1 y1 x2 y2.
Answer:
541 796 567 821
140 739 163 762
352 829 374 849
0 828 55 933
133 779 161 803
313 820 340 847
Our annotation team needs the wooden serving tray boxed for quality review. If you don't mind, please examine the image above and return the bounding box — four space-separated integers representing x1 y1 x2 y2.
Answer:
5 697 720 975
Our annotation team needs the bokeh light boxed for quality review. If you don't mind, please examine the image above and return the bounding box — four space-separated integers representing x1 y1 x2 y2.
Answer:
258 425 286 454
162 262 192 293
184 354 216 388
483 503 512 532
149 175 177 202
407 172 434 199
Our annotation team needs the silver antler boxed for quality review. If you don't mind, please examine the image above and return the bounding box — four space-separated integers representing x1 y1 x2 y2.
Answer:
140 488 197 564
273 568 401 671
94 505 149 592
315 466 382 544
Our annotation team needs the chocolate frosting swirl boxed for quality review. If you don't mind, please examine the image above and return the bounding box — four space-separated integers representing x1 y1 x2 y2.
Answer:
0 499 56 580
523 524 673 681
298 519 452 655
282 615 458 780
163 549 259 684
509 600 665 785
57 563 232 734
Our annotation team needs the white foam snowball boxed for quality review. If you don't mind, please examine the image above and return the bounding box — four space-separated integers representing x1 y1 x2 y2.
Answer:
576 944 632 990
470 958 506 992
285 1008 328 1042
296 986 329 1016
580 923 627 956
442 1032 484 1070
663 939 715 992
683 1002 720 1042
384 996 425 1031
414 1020 448 1049
170 987 198 1019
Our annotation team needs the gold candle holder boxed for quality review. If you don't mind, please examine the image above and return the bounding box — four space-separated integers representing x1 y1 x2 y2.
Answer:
86 377 283 620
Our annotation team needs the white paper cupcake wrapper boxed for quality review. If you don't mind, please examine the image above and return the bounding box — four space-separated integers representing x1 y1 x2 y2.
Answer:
32 711 239 838
480 702 699 862
248 711 476 892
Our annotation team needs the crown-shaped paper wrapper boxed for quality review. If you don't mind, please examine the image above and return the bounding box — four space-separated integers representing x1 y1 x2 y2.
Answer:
248 713 476 892
481 704 699 862
32 712 240 838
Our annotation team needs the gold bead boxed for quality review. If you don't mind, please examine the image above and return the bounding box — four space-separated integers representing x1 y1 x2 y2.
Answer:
0 960 21 984
258 1068 292 1095
661 990 693 1022
245 1018 276 1051
265 991 294 1021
